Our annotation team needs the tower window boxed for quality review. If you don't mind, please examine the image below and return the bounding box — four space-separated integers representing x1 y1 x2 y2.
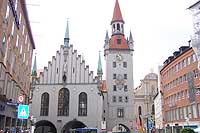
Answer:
113 96 116 102
113 73 116 79
124 74 127 79
117 108 124 118
125 96 128 103
119 96 122 102
117 23 120 31
117 39 121 44
124 85 128 92
113 62 116 68
113 85 117 91
123 62 127 68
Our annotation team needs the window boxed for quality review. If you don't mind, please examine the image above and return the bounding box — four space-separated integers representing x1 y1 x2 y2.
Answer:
117 39 121 44
176 108 179 120
138 106 142 116
183 106 187 119
1 33 6 56
7 48 12 64
124 74 127 79
117 23 120 31
15 0 18 10
197 103 200 118
113 85 117 91
22 25 25 35
58 88 70 116
11 21 15 36
20 45 23 54
124 85 128 92
16 35 19 47
19 13 22 25
187 106 191 118
12 56 16 72
117 108 124 118
23 53 25 63
40 92 49 116
179 107 183 119
119 96 122 102
5 4 10 23
78 92 87 116
192 104 197 118
113 73 116 79
125 96 128 103
113 96 116 102
123 62 127 68
192 54 196 63
187 56 191 65
113 62 116 68
194 69 198 78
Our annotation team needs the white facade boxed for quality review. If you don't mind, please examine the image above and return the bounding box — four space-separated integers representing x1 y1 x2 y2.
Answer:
30 45 103 133
154 66 163 130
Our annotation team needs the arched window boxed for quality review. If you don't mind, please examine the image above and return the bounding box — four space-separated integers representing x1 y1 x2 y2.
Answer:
78 92 87 116
40 92 49 116
1 33 6 56
138 106 142 116
117 23 120 31
58 88 70 116
152 104 155 115
112 24 115 32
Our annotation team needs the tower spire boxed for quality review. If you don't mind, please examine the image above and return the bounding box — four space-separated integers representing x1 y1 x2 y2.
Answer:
97 51 103 75
64 20 70 47
32 54 37 76
111 0 124 23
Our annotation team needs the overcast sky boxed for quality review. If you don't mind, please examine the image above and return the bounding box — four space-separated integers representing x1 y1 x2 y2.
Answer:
27 0 197 87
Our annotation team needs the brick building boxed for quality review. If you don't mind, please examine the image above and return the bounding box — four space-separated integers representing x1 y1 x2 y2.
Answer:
160 45 200 132
0 0 35 130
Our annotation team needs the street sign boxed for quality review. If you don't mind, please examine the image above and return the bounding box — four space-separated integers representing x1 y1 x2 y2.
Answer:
18 104 29 119
148 120 154 130
18 95 24 103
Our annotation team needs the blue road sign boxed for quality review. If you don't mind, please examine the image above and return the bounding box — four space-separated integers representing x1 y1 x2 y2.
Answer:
148 120 154 130
18 104 29 119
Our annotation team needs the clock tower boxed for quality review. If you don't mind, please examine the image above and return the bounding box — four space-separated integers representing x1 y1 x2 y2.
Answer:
104 0 135 132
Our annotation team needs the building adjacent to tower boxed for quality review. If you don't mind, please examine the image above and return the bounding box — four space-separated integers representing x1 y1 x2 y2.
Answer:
134 73 158 132
160 45 200 132
103 0 135 132
30 21 104 133
0 0 35 130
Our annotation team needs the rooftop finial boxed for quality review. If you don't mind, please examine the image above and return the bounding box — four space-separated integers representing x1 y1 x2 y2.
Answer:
97 51 103 75
32 53 37 76
64 19 70 47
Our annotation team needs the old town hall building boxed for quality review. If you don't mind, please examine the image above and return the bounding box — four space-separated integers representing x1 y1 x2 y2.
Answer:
30 0 135 132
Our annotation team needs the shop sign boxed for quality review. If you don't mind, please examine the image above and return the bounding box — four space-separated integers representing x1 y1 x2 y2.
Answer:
9 0 20 29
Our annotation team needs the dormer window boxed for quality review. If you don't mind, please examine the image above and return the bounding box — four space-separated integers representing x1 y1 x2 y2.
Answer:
117 39 121 44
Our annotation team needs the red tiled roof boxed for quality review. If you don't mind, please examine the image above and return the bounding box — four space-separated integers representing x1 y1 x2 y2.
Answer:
109 35 129 49
111 0 124 23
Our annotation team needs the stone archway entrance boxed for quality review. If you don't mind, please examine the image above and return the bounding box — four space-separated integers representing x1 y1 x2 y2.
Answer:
112 124 130 133
62 120 86 133
35 120 57 133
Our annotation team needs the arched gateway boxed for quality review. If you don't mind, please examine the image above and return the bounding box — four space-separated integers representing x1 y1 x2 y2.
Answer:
62 120 86 133
112 124 130 133
35 120 57 133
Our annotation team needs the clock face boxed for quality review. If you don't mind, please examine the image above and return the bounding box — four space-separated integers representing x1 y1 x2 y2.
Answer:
116 53 123 61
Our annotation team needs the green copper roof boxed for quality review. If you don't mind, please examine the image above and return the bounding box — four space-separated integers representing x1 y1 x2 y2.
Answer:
64 20 70 47
32 55 37 76
97 51 103 74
